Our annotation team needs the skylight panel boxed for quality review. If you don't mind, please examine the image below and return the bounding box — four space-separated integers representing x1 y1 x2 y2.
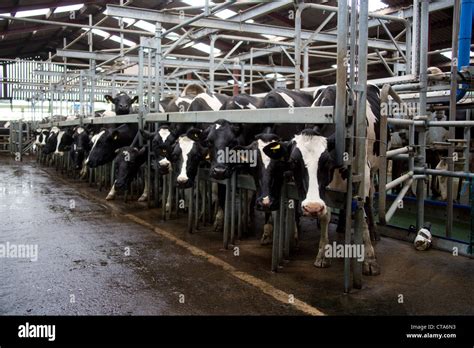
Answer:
193 42 221 55
134 20 156 33
15 8 49 18
109 35 136 47
81 28 109 38
54 4 84 14
214 9 236 19
368 0 388 12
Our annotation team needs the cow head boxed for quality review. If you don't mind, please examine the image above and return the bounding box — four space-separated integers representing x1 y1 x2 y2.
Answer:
55 128 74 155
113 146 148 192
86 128 122 168
233 130 285 211
70 127 91 170
171 129 208 188
196 119 242 180
42 127 61 155
263 129 336 217
104 93 138 115
142 125 181 175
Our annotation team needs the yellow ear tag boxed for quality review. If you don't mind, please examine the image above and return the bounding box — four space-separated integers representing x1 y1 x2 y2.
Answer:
271 144 281 151
205 153 210 160
113 135 118 140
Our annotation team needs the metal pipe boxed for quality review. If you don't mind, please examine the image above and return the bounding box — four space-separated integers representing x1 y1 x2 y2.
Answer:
447 0 462 238
385 179 414 222
387 146 410 158
386 171 414 191
416 168 474 180
416 0 430 232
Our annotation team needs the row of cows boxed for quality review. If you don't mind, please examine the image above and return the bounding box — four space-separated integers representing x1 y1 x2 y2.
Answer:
34 83 386 276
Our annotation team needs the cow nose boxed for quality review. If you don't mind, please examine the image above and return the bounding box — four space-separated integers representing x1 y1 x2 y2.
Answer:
259 196 272 208
302 201 326 216
211 166 227 179
177 175 188 184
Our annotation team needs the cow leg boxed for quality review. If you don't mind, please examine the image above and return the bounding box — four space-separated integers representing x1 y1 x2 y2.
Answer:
260 213 273 245
213 184 225 232
362 215 380 276
138 169 148 202
314 208 331 268
106 182 117 200
80 162 88 179
365 180 379 241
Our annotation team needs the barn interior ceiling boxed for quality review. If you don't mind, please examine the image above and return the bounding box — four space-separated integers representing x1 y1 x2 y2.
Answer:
0 0 470 94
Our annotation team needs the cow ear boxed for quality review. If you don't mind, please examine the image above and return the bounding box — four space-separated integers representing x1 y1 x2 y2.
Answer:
263 141 290 160
111 130 120 141
130 96 139 104
105 95 114 103
186 128 202 142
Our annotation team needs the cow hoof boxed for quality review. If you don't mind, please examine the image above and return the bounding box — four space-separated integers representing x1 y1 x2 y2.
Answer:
213 209 224 232
105 194 115 201
137 194 147 202
363 258 380 276
314 256 331 268
260 224 273 245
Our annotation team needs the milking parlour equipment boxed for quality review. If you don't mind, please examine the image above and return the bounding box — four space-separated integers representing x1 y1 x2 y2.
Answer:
377 0 474 257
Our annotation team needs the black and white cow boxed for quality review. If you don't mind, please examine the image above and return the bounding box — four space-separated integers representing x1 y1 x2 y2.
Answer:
105 146 148 199
42 127 74 156
264 88 314 108
69 126 91 170
221 94 264 110
188 92 231 112
262 85 381 275
33 128 50 152
104 92 139 115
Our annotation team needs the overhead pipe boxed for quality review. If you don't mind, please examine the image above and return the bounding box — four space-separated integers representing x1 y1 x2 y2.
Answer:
456 0 474 100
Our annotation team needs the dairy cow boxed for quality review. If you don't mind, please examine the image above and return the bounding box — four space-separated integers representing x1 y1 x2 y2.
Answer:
104 92 138 115
106 146 148 199
33 129 50 152
262 85 381 275
70 126 91 170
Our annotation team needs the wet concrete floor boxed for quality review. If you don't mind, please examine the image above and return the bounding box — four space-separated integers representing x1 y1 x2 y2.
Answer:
1 155 473 315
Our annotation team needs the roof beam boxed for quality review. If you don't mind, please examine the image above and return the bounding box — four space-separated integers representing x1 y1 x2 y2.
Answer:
0 0 105 13
107 4 405 51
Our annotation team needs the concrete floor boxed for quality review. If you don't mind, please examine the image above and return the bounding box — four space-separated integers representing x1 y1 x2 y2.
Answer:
0 155 473 315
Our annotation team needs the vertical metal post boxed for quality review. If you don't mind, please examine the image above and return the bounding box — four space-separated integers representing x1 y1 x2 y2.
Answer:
240 63 245 94
294 3 303 90
353 0 369 290
303 46 309 88
416 0 429 231
230 171 236 245
446 0 461 237
335 0 349 167
79 70 84 126
210 35 216 93
138 40 145 134
344 0 356 294
411 0 420 76
155 23 163 113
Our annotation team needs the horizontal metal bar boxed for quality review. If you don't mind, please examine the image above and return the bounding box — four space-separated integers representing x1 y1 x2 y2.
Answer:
386 171 413 191
415 168 474 179
56 49 295 73
163 106 334 124
387 146 410 158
